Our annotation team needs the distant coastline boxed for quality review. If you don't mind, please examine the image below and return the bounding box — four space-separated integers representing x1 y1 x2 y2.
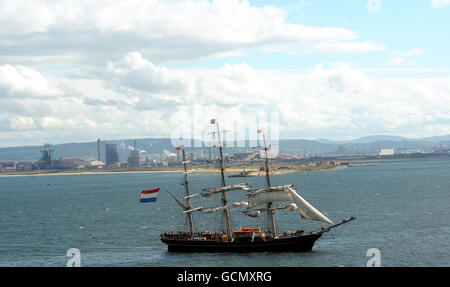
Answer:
2 156 449 177
0 162 346 177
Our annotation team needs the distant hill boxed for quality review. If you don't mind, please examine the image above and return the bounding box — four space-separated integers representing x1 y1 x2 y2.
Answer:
422 135 450 142
352 135 407 143
0 134 448 161
316 135 407 144
0 138 175 162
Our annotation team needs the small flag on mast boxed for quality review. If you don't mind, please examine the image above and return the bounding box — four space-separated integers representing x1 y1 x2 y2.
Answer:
210 119 216 125
140 188 160 203
257 129 263 134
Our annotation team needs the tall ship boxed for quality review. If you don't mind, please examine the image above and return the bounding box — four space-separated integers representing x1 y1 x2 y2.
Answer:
160 119 355 252
228 166 253 178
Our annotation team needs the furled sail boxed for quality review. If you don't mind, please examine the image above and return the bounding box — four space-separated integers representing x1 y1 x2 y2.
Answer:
202 183 250 197
247 186 333 224
242 203 297 217
201 202 242 213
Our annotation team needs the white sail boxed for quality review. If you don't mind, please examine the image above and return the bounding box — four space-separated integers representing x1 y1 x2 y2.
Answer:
182 206 204 214
184 194 199 199
247 186 333 225
201 202 243 213
202 183 250 197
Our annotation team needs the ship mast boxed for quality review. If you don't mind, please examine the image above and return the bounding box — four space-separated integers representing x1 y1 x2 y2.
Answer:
215 120 233 240
182 149 195 233
262 132 277 236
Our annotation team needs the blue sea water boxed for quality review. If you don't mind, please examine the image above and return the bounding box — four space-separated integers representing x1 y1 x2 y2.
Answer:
0 158 449 267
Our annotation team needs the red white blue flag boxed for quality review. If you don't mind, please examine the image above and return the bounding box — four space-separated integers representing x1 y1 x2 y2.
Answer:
140 188 160 202
210 119 216 124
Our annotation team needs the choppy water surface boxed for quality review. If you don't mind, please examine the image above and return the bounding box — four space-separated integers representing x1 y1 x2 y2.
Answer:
0 158 449 266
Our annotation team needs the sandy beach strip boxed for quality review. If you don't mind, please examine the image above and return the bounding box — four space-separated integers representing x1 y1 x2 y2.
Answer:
0 166 347 177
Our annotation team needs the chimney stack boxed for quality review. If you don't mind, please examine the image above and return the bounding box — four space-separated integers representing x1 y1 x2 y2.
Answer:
97 139 101 161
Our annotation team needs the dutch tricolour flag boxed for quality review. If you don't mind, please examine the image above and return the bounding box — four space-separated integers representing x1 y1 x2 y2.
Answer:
140 188 160 203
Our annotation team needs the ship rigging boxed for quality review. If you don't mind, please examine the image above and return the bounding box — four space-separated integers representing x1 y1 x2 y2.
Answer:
160 119 355 252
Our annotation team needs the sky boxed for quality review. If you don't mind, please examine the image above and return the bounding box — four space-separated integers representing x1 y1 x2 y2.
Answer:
0 0 449 147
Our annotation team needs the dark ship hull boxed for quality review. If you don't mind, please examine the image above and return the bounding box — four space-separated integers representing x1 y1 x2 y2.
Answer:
228 172 254 178
161 232 322 253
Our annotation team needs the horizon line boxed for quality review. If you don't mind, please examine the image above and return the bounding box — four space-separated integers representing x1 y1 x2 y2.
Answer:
1 133 449 149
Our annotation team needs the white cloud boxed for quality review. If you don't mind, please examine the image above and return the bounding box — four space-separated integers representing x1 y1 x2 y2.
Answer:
307 41 387 54
105 52 275 108
261 40 387 55
389 49 427 65
392 49 427 58
271 65 450 138
0 0 363 66
403 49 427 57
0 1 447 146
0 65 62 98
389 58 409 65
106 52 192 95
1 56 449 146
431 0 450 7
366 0 382 13
8 116 37 131
208 50 246 59
0 55 280 145
0 0 357 42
